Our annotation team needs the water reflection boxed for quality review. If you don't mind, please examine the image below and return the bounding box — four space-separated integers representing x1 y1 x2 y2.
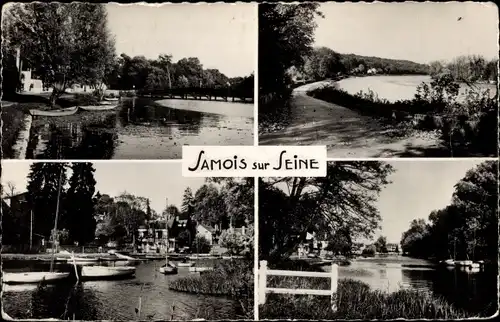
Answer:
337 257 497 316
28 97 253 159
2 260 240 320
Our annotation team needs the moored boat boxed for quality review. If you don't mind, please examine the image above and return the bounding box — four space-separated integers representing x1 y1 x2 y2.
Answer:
104 97 119 101
188 267 213 273
440 259 455 266
98 101 115 105
159 263 178 275
30 106 78 117
66 257 99 265
80 266 136 279
2 272 70 284
455 260 473 267
177 261 195 267
80 104 118 111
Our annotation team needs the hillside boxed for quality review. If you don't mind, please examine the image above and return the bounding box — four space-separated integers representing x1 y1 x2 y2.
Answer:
339 53 430 75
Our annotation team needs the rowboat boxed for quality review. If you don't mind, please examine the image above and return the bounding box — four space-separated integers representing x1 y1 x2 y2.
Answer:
455 260 474 267
98 101 115 105
440 259 455 266
2 271 70 284
104 97 119 101
80 104 118 111
80 266 136 279
188 267 213 273
30 106 78 117
177 261 195 267
66 257 99 265
159 263 178 275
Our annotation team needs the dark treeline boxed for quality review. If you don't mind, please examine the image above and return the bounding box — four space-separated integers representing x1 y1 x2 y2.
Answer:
400 161 498 262
291 47 430 82
429 55 498 83
107 54 254 100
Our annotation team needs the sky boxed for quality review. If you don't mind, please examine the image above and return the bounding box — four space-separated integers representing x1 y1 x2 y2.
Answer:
314 2 499 64
375 160 485 244
105 3 256 78
1 161 205 215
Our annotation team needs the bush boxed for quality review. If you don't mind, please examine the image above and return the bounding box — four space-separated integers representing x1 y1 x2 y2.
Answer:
192 235 211 254
219 228 253 256
169 259 253 319
361 245 376 257
73 93 101 106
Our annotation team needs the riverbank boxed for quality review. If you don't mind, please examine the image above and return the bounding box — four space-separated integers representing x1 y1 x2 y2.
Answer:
259 260 475 319
259 81 443 157
169 260 253 319
1 104 31 158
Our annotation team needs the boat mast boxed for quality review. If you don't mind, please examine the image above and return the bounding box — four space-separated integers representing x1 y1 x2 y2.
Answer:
50 165 64 273
165 197 168 266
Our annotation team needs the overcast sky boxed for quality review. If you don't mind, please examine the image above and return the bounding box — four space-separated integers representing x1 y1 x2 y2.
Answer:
314 2 499 63
1 161 206 214
375 160 485 244
106 3 256 77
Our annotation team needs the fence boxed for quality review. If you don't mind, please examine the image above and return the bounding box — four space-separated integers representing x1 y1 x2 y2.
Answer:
258 260 338 311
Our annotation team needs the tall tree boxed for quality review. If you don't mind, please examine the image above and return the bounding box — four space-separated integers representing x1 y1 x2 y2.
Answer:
64 162 97 244
181 187 195 216
26 162 70 240
2 3 116 106
260 162 394 261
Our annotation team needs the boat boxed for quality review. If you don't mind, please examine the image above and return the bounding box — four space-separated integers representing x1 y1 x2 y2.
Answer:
159 263 178 275
441 259 455 266
3 167 70 285
2 272 70 284
455 260 474 267
177 261 195 267
112 252 142 264
188 267 213 273
66 257 99 265
80 104 118 111
98 101 115 105
80 266 136 279
30 106 78 117
104 97 119 101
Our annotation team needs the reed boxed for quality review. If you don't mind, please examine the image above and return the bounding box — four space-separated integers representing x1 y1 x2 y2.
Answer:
260 276 472 319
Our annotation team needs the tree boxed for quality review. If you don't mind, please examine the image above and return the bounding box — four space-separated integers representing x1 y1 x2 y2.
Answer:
181 187 195 216
220 230 247 256
64 163 97 245
260 162 394 261
192 235 211 254
374 236 388 253
326 226 353 256
361 244 376 257
259 3 323 103
27 162 70 240
5 181 17 197
2 3 116 107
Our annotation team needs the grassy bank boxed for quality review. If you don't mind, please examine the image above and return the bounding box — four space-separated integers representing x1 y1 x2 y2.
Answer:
260 261 473 320
1 104 31 158
168 260 253 319
308 83 498 156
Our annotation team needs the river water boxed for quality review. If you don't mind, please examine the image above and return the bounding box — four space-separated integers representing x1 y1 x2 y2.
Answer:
325 255 497 316
26 98 254 159
2 259 242 320
336 75 497 103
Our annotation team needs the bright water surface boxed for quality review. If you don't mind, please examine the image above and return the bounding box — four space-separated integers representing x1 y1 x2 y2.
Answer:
2 259 243 320
27 98 254 159
336 75 497 102
326 255 497 316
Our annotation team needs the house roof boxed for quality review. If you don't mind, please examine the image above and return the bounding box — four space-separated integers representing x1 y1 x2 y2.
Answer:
198 224 215 234
1 191 29 200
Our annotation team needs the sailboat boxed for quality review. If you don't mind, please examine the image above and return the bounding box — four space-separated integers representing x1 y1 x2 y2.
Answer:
159 209 178 275
3 167 70 284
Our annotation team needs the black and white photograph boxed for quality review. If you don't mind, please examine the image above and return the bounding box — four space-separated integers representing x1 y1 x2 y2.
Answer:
2 2 255 159
1 161 254 320
258 2 498 157
258 160 498 319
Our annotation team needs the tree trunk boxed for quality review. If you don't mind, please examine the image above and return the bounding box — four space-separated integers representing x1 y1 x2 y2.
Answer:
49 88 60 108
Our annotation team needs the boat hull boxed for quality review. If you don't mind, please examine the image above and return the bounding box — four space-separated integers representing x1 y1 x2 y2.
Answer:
80 104 118 111
80 266 136 279
2 272 70 284
104 98 119 101
30 106 78 117
177 262 195 267
159 264 178 275
188 267 213 273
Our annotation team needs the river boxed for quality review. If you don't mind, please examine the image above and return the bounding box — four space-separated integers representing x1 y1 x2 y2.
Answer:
336 75 497 103
26 98 254 159
1 259 243 320
325 255 497 316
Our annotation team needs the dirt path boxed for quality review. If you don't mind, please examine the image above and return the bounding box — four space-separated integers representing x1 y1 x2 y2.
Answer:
259 81 444 157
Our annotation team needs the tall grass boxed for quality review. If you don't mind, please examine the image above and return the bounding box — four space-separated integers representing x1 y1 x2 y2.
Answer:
168 260 254 319
261 276 471 320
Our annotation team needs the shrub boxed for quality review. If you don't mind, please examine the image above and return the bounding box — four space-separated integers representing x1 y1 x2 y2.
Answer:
192 235 211 254
73 93 101 106
361 244 376 256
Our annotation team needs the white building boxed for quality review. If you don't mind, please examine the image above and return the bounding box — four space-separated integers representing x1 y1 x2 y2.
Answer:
196 224 215 245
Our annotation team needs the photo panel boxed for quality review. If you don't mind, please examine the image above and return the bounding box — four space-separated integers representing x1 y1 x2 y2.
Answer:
2 2 256 160
1 161 254 320
258 1 498 158
257 159 498 320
